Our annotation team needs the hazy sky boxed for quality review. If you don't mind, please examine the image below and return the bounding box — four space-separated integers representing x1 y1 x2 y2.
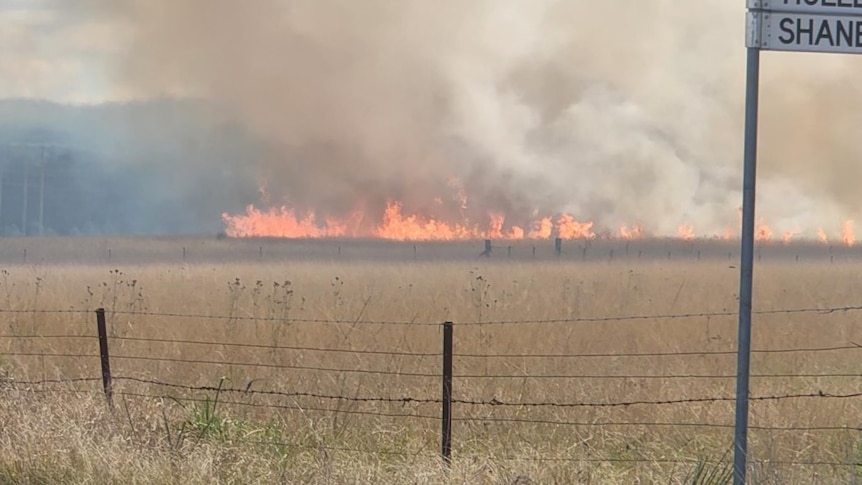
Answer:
0 0 128 102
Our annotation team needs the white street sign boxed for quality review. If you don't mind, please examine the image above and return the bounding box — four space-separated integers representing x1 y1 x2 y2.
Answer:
749 0 862 15
748 10 862 53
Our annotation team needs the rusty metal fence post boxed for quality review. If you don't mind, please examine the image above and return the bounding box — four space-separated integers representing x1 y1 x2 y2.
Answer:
95 308 113 408
441 321 453 464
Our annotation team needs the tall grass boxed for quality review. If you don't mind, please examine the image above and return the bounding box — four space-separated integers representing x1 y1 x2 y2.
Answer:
0 249 860 484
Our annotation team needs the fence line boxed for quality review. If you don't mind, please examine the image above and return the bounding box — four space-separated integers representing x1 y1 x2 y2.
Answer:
4 334 858 359
2 378 859 434
6 374 861 412
4 303 862 326
1 307 861 471
5 350 859 381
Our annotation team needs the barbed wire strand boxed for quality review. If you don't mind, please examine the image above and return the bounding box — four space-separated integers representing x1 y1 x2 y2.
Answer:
456 344 862 359
10 351 854 381
2 381 858 435
117 391 439 421
451 372 861 380
113 390 860 434
1 304 862 327
110 355 438 377
2 352 99 359
455 416 861 432
3 336 858 362
19 333 850 360
0 335 94 340
95 303 862 326
107 376 862 409
110 336 441 357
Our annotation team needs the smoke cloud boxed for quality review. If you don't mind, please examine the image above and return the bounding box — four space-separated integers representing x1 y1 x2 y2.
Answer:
28 1 862 236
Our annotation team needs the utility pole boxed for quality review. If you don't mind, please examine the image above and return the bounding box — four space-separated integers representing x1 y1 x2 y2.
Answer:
39 146 45 236
21 156 28 236
0 144 4 231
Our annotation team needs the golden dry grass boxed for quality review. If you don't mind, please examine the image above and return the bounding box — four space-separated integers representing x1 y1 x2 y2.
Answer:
0 238 860 484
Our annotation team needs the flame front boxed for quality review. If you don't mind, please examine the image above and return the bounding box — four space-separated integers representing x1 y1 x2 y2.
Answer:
222 202 601 241
222 200 862 244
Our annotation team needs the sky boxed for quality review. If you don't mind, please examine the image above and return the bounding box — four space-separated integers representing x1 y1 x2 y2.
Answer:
0 0 131 102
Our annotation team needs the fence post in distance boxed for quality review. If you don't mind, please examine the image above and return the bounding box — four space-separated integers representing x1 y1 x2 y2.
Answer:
96 308 114 408
554 237 562 257
482 239 492 258
441 321 453 465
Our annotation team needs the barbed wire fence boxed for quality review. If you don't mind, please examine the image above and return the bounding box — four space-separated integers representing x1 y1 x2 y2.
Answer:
0 306 860 472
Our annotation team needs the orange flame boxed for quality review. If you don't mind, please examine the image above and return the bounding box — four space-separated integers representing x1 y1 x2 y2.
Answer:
619 224 645 240
677 224 695 241
222 199 861 244
220 205 350 238
842 220 855 247
755 221 773 242
528 217 553 239
222 202 600 241
557 214 595 240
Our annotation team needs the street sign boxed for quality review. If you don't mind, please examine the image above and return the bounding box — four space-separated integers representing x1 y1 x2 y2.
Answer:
748 0 862 15
749 11 862 53
747 0 862 15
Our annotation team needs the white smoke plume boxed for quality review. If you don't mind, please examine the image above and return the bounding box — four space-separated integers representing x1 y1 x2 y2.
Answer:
30 0 862 236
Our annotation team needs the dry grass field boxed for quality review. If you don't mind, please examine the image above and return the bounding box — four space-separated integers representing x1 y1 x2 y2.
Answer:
0 237 860 484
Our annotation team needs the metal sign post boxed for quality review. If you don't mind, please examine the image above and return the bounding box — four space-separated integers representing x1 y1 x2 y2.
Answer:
733 33 760 485
733 39 760 485
736 2 862 483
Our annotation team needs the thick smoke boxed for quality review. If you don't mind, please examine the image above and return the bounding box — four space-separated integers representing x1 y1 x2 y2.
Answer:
39 1 862 235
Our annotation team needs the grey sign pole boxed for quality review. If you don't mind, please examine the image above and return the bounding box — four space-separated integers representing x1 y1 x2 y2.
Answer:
733 14 761 485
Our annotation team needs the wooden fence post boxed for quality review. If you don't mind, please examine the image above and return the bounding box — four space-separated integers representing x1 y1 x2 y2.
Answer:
441 321 453 465
96 308 113 408
554 238 562 257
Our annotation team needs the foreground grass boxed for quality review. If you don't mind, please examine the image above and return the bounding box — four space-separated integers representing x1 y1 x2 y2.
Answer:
0 252 859 483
